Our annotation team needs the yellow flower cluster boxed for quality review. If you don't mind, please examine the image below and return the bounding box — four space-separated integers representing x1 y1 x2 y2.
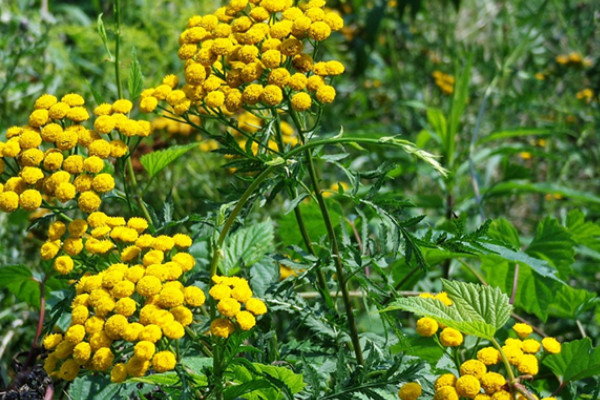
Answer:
41 214 202 382
427 323 562 400
555 52 592 67
0 94 148 215
139 0 345 121
432 70 454 95
209 275 267 338
575 88 594 103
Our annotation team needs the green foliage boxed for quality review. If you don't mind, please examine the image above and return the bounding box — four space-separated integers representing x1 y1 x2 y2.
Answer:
0 265 41 308
140 143 198 179
385 280 512 340
220 220 274 275
543 339 600 384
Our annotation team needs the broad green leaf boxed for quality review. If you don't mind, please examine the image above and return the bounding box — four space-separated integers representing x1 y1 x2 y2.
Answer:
254 363 305 394
384 280 512 340
223 380 273 400
543 338 600 383
566 209 600 252
478 128 553 145
0 265 41 308
481 256 558 321
547 285 598 319
127 47 144 100
487 218 521 249
140 143 198 179
221 220 274 274
391 336 445 364
69 375 120 400
469 241 563 283
526 217 575 278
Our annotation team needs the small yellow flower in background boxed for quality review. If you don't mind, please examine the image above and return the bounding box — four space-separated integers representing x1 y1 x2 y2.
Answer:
576 88 594 103
397 382 422 400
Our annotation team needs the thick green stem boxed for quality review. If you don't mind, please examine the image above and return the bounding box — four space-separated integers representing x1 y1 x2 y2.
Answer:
491 337 516 383
290 109 364 366
114 0 123 99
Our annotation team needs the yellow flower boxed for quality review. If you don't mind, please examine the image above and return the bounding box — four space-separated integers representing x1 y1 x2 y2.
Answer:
92 173 115 193
58 359 80 381
71 305 89 325
139 324 163 343
440 327 463 347
171 306 193 326
140 96 158 113
513 323 533 339
78 191 102 213
316 85 336 103
48 102 70 119
163 321 185 339
137 276 163 297
541 337 561 354
211 318 235 338
134 341 156 360
0 191 19 212
522 339 541 354
65 324 86 344
29 109 49 127
63 155 84 174
245 298 267 315
477 347 501 365
480 372 505 395
416 317 438 337
89 139 111 158
54 255 74 275
62 93 85 107
184 286 207 307
112 99 133 114
434 386 459 400
517 354 538 375
434 374 456 390
456 375 481 398
288 73 308 90
398 382 422 400
502 345 524 365
236 310 256 330
152 350 176 373
19 190 42 211
55 182 76 203
125 265 145 283
73 341 92 364
43 333 63 350
53 340 74 359
172 234 192 248
66 107 89 122
83 156 105 173
35 94 58 109
90 347 114 371
291 92 312 111
491 390 512 400
217 297 241 317
172 252 196 272
110 363 128 383
460 359 487 379
122 322 144 342
94 115 116 134
159 286 185 308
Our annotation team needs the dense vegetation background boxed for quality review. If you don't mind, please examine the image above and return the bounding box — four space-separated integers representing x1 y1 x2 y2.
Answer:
0 0 599 398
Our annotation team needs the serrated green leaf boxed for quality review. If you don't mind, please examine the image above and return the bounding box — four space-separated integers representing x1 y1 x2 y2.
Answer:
0 265 41 308
128 47 144 100
220 220 274 274
481 256 558 321
140 143 198 179
566 209 600 252
526 217 575 278
224 380 273 400
384 280 511 340
487 218 521 249
547 285 598 319
69 375 120 400
254 363 305 394
543 338 600 383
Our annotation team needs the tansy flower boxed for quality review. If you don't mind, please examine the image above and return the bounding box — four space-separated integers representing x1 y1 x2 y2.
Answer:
210 318 235 338
434 386 459 400
152 351 176 373
416 317 438 337
477 347 501 365
456 375 481 398
434 374 457 390
513 323 533 339
460 359 487 379
541 337 561 354
481 372 506 395
440 327 463 347
398 382 422 400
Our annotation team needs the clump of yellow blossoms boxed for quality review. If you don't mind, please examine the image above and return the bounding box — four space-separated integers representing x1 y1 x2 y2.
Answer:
0 93 150 215
209 275 267 338
555 52 592 68
575 88 594 103
138 0 345 145
432 70 454 95
41 213 203 382
414 322 563 400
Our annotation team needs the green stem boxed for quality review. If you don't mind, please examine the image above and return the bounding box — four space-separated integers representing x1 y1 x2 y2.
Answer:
491 337 516 383
126 156 153 224
271 108 332 306
114 0 123 99
290 109 364 366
